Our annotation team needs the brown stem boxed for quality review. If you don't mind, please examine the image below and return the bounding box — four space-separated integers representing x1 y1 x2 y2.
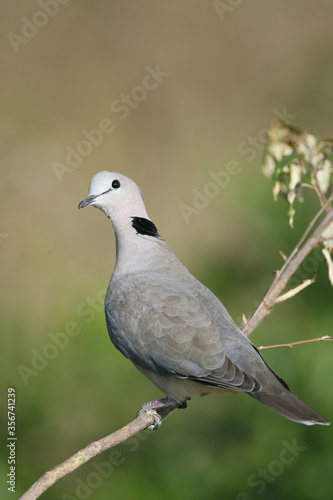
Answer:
257 335 332 350
19 412 155 500
242 207 333 337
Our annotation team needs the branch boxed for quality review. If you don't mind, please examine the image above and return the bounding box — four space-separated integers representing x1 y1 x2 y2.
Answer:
242 206 333 337
274 277 315 303
257 335 332 350
19 412 155 500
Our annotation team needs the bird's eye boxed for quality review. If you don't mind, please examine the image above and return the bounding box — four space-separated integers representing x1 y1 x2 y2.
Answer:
112 180 121 189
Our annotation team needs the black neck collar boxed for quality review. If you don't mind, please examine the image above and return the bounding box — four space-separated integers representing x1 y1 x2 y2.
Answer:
131 217 160 238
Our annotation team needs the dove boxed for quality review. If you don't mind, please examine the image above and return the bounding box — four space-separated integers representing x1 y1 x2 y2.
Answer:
79 171 329 430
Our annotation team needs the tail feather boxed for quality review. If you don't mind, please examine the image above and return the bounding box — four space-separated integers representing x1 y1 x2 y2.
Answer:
248 389 330 426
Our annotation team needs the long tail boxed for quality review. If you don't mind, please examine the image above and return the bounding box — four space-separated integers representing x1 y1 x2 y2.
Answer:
248 389 330 425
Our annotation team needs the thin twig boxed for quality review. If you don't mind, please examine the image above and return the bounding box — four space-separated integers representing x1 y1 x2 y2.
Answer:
279 250 288 261
274 277 315 303
19 412 155 500
257 335 332 350
285 193 333 265
242 206 333 337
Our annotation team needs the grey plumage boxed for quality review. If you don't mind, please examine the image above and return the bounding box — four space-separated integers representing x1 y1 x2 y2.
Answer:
79 171 330 428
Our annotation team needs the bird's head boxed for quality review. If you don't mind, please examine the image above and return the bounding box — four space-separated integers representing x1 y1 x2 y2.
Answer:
78 171 148 222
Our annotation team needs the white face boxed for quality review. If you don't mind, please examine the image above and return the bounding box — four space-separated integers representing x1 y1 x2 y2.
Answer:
79 171 147 221
87 171 120 196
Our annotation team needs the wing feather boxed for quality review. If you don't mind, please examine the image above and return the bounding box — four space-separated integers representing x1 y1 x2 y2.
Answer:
105 272 266 393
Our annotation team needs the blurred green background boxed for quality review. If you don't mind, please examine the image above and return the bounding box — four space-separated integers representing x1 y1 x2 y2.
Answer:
1 1 333 499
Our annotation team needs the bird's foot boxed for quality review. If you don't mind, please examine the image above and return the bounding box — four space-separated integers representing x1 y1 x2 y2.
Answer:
141 409 163 431
137 397 188 431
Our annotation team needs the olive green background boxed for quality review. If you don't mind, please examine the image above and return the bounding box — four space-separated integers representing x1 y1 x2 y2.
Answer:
1 1 333 499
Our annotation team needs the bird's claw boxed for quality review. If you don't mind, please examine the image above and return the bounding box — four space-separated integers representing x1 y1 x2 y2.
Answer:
145 409 163 431
137 396 188 430
137 407 163 431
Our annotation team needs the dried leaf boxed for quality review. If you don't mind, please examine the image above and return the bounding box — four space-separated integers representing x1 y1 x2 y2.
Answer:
272 152 301 181
321 221 333 250
263 120 333 225
316 159 332 194
287 203 296 228
322 248 333 286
